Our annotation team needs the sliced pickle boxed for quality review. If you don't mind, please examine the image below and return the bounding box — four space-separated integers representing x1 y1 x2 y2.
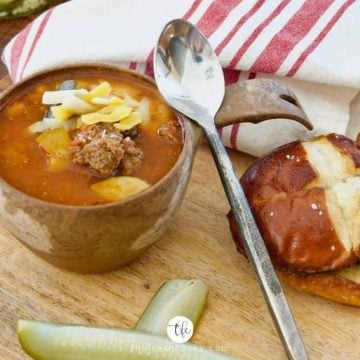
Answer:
136 279 208 335
18 320 239 360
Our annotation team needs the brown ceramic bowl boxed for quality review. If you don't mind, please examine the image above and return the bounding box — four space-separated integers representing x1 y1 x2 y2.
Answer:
0 64 203 273
0 64 310 273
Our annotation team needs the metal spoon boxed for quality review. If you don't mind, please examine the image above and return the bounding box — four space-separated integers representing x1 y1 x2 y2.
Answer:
154 19 308 360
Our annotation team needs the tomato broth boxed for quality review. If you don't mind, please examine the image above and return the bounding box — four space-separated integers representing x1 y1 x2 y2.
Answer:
0 75 183 206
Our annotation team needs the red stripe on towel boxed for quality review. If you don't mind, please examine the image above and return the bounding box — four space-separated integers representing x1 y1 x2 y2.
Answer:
230 123 240 149
9 24 32 81
19 9 54 80
228 0 290 69
183 0 203 20
287 0 355 77
196 0 242 38
129 62 137 70
250 0 333 74
215 0 265 55
224 69 241 85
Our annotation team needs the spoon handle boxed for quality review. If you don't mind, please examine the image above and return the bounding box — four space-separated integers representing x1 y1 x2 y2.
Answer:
204 125 308 360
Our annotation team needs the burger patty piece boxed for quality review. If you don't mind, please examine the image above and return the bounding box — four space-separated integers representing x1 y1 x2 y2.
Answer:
71 123 143 176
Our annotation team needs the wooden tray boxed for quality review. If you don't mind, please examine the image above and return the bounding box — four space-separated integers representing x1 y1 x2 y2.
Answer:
0 77 359 360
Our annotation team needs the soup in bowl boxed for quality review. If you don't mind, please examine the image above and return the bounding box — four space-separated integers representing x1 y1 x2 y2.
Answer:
0 64 202 273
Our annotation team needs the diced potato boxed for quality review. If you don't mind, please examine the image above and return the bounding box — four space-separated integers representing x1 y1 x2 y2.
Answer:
36 128 71 156
80 106 133 125
82 82 111 102
42 89 87 105
114 112 142 131
91 177 149 202
51 105 73 122
62 94 97 114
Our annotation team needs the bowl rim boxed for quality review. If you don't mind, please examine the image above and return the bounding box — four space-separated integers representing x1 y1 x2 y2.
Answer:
0 63 194 210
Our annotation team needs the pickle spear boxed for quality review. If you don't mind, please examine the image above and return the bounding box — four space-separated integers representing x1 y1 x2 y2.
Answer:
136 279 208 335
18 320 240 360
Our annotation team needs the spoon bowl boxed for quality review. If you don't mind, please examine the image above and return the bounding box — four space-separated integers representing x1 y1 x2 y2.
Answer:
155 19 224 128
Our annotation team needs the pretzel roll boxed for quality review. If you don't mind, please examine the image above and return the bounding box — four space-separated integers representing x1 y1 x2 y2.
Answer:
228 134 360 273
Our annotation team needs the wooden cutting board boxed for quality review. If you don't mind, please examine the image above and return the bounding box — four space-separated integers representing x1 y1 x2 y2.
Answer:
0 74 359 360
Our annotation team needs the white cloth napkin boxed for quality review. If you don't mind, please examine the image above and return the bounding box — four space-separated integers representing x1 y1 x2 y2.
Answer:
2 0 360 157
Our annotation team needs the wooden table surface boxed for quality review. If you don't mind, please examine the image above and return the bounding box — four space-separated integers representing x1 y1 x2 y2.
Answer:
1 11 360 360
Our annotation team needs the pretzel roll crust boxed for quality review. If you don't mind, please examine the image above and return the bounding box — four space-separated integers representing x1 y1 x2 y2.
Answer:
230 134 360 273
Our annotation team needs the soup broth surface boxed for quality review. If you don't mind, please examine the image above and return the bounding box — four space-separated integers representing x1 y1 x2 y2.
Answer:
0 74 183 205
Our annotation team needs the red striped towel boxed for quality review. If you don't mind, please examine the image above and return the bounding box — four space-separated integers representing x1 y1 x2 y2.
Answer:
2 0 360 156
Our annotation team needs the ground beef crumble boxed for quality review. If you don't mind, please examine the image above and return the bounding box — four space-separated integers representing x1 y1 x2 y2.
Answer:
158 120 182 143
71 123 143 176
